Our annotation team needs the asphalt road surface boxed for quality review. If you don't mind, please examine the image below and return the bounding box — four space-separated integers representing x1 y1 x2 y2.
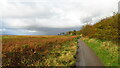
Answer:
75 40 104 67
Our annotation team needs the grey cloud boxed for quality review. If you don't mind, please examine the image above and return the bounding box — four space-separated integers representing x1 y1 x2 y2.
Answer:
119 1 120 13
2 26 81 35
1 0 119 35
80 14 100 24
81 17 93 24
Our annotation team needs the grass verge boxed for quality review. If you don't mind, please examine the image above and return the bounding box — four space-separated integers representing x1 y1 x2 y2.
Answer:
81 38 119 66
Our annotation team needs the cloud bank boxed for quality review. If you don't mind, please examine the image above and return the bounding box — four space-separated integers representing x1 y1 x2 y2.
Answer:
0 0 119 35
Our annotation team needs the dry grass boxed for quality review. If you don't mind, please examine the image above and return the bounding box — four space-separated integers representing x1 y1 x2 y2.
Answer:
2 35 79 66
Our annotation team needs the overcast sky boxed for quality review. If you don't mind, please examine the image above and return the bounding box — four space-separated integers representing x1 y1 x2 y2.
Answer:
0 0 119 35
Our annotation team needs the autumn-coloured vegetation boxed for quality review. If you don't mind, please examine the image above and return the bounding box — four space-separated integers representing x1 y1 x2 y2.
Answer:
79 13 119 66
2 35 80 66
1 13 119 67
80 14 119 42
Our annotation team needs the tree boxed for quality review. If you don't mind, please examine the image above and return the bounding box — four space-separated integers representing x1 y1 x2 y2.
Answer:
80 25 95 37
73 30 76 35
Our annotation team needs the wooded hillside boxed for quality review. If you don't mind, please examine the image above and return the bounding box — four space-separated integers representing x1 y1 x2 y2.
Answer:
80 14 119 42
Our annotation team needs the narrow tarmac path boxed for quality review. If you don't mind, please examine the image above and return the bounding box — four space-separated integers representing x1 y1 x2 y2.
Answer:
75 40 104 66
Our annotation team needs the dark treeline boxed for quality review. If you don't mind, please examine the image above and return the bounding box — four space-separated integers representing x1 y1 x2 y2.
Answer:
58 30 80 36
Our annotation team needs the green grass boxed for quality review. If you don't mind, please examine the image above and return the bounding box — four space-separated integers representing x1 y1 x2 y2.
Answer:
46 38 78 66
81 38 119 66
37 38 78 66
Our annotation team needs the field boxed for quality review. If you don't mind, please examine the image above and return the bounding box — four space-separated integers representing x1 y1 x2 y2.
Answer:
81 38 119 66
2 35 80 66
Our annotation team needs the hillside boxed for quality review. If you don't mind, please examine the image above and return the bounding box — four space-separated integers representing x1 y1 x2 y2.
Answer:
79 14 119 43
78 14 119 66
